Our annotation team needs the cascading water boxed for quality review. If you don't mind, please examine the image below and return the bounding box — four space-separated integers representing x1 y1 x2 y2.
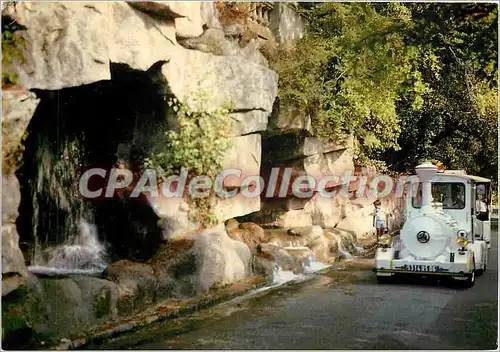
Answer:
328 231 354 259
27 135 108 275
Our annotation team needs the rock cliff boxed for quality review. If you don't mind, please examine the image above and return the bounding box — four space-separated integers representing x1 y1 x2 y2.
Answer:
1 2 400 347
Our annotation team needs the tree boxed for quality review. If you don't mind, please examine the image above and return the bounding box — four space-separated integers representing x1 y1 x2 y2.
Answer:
384 3 498 183
271 3 425 166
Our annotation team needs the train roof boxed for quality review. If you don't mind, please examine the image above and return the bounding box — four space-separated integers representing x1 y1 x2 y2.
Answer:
406 170 491 183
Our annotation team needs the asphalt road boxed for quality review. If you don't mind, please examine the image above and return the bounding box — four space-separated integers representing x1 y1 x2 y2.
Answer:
88 229 498 350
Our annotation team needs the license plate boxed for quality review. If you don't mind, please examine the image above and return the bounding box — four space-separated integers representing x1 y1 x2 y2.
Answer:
402 264 440 272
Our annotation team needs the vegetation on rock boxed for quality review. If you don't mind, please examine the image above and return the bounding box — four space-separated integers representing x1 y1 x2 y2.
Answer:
144 94 233 227
271 3 498 183
2 14 26 86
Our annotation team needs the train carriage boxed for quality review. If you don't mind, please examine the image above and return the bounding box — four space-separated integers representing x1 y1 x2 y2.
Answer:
375 162 492 288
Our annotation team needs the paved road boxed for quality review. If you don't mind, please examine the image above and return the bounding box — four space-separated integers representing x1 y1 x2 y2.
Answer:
89 230 498 350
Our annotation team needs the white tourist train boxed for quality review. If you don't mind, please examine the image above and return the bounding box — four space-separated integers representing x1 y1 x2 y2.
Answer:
375 162 493 287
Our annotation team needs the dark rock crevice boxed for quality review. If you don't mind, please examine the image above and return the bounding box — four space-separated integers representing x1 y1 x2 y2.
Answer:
16 61 171 265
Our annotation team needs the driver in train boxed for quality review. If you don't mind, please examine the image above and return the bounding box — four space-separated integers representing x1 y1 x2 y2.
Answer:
476 195 488 221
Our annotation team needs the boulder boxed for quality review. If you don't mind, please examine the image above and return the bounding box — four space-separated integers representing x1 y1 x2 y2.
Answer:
2 224 28 296
4 2 111 90
162 50 278 136
336 197 396 240
177 29 268 68
251 252 275 278
35 276 117 337
225 218 240 232
168 2 205 38
265 229 308 248
220 134 261 188
226 222 265 250
240 208 313 229
288 225 324 245
193 224 251 292
2 87 39 173
103 260 158 316
109 2 177 71
200 1 222 30
149 239 198 299
2 173 21 224
149 196 201 240
303 195 344 228
324 148 355 177
4 2 182 90
258 243 304 274
150 224 252 295
276 210 313 228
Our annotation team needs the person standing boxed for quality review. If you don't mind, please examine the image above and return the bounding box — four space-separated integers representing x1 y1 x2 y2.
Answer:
371 199 389 238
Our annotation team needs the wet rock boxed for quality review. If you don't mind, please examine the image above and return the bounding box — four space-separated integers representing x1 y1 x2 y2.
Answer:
225 218 240 232
251 252 274 278
193 224 251 292
289 225 324 244
2 224 28 296
258 243 304 274
265 228 313 248
34 276 118 335
150 239 198 299
336 207 374 240
103 260 158 316
152 197 201 240
1 279 46 349
226 222 265 251
71 276 118 321
308 236 330 262
151 225 252 296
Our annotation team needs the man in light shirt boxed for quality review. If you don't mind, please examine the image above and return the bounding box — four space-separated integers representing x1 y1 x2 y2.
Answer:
476 195 488 221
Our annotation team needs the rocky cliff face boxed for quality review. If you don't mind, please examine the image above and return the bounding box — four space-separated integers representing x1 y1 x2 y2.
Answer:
1 2 398 347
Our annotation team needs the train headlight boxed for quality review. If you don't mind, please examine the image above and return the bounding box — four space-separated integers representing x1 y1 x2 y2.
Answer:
456 237 468 247
379 234 391 247
457 230 467 238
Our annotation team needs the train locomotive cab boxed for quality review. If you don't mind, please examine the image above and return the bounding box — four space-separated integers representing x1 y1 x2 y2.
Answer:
375 162 491 288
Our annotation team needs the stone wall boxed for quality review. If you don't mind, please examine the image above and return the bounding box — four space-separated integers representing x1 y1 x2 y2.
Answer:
1 2 401 346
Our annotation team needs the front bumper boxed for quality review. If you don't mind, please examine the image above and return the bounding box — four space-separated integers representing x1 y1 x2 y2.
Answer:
373 268 472 278
375 247 474 277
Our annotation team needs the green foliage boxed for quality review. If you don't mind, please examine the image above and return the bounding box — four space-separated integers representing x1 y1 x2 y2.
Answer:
2 15 26 86
385 3 498 184
271 3 427 165
144 94 233 227
4 130 29 173
272 2 497 179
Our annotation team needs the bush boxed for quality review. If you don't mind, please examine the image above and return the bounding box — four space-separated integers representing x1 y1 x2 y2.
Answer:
144 94 233 227
2 14 26 86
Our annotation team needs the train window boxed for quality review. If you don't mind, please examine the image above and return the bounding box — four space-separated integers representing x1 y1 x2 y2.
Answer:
412 182 466 209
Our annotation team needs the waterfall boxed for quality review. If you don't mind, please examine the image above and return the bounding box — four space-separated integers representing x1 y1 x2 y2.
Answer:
328 232 354 260
28 135 108 275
